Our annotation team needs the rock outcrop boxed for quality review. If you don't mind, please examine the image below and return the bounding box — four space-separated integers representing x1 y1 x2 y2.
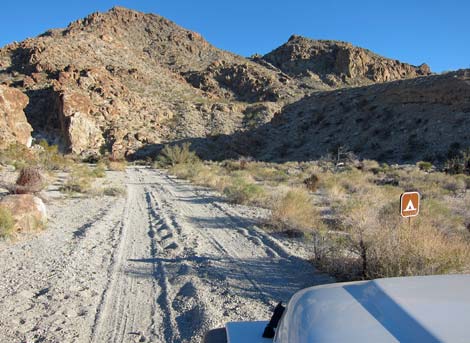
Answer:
0 85 32 148
262 35 431 89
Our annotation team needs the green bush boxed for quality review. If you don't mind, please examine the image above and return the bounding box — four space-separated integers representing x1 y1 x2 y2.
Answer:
416 161 433 172
0 207 15 238
223 177 265 205
157 143 199 167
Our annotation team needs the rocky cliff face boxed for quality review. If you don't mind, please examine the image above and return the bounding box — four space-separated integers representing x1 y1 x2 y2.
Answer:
261 35 431 89
0 7 442 160
0 85 32 148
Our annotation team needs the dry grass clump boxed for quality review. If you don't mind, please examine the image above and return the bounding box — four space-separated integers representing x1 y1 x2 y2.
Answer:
102 186 127 197
244 163 289 183
1 167 47 195
106 160 127 171
0 207 15 238
92 162 107 178
270 188 320 233
365 224 470 278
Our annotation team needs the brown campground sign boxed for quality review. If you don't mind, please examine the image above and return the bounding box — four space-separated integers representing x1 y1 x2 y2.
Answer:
400 192 420 218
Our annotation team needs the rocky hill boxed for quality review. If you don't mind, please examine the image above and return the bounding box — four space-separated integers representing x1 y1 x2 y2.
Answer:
261 35 430 90
212 69 470 164
0 7 432 159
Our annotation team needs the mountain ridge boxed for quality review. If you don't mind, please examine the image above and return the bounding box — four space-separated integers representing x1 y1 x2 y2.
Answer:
2 6 463 164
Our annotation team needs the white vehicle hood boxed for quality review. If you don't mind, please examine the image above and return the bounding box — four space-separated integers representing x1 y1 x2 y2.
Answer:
275 274 470 343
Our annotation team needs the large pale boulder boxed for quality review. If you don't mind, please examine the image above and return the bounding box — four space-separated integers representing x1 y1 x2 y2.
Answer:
55 89 104 154
0 85 33 148
0 194 47 231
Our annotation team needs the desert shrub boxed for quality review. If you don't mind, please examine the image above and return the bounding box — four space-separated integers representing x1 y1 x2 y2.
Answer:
223 177 265 205
416 161 433 172
0 143 36 168
441 177 466 195
246 164 289 184
169 161 203 179
359 159 381 173
314 187 470 280
303 174 319 192
270 188 319 232
105 159 127 171
221 160 245 171
15 167 46 194
60 165 93 194
92 162 106 178
103 186 127 197
37 140 69 171
445 149 470 175
157 143 199 167
365 223 470 278
0 207 15 238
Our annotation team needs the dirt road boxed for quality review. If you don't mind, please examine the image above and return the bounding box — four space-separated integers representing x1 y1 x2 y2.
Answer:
0 167 332 343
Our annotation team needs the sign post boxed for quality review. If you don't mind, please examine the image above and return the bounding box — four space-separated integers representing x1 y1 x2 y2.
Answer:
400 191 420 228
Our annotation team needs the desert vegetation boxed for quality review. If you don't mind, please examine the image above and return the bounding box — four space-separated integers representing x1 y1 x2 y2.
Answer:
0 142 128 240
157 143 470 281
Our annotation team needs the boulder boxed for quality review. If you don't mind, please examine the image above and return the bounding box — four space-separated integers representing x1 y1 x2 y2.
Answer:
55 89 104 154
0 194 47 232
0 85 33 148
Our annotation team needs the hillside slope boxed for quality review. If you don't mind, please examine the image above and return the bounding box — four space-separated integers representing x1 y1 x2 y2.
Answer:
218 69 470 164
0 7 430 158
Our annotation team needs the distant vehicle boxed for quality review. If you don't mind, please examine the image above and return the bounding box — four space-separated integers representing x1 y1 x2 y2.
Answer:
204 274 470 342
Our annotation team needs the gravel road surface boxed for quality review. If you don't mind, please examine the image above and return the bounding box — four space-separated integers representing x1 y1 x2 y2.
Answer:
0 167 332 343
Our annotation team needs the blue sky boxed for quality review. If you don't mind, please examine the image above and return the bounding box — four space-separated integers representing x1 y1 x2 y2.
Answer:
0 0 468 72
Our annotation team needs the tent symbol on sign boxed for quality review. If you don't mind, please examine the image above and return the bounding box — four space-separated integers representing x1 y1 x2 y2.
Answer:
404 200 416 212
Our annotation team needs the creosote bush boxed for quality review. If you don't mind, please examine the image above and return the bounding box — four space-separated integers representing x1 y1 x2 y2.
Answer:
223 177 265 205
157 143 199 167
